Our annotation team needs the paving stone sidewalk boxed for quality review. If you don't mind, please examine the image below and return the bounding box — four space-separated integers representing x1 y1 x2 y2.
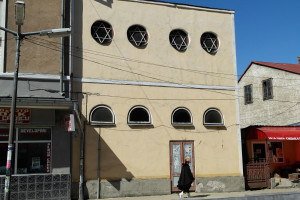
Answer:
89 188 300 200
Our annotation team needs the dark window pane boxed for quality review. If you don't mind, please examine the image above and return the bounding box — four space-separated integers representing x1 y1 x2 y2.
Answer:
17 143 51 174
169 29 189 51
173 109 191 123
244 85 252 104
91 21 113 45
92 107 113 123
201 32 219 54
263 79 273 100
129 108 149 122
205 110 222 124
127 25 148 47
253 143 266 161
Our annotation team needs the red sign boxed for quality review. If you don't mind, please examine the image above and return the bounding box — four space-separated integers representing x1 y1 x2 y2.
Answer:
65 114 75 132
0 108 30 124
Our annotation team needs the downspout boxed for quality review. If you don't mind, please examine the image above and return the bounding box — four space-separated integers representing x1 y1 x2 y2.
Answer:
74 102 85 200
69 0 74 99
60 0 65 95
97 128 101 199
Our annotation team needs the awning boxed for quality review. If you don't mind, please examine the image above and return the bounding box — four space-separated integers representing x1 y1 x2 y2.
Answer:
246 127 300 141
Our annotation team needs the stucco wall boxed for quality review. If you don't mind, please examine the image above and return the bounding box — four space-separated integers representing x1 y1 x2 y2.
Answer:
74 0 236 87
72 0 242 197
80 84 241 180
239 63 300 128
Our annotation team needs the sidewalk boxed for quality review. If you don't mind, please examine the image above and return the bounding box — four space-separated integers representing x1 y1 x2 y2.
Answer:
90 188 300 200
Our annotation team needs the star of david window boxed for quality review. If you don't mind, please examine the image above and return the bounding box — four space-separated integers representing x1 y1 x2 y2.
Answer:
169 29 189 52
127 25 149 48
91 21 113 45
201 32 219 54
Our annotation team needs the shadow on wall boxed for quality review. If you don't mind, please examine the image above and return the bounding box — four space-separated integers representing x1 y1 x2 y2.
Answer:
84 125 134 191
95 0 113 8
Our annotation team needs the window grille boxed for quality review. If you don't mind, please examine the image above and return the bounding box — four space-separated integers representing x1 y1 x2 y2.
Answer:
201 32 219 54
91 21 113 45
169 29 189 52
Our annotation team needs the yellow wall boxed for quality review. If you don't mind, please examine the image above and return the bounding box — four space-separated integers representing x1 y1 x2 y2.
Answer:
73 0 242 182
79 83 241 180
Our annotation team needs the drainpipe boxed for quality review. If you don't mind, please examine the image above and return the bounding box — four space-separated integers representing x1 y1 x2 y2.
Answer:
97 129 101 198
74 102 85 200
69 0 74 99
60 0 65 95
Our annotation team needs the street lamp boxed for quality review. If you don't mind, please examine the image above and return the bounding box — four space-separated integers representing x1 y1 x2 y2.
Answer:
0 1 71 199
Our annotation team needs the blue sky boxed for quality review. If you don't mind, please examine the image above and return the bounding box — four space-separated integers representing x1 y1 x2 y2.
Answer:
157 0 300 77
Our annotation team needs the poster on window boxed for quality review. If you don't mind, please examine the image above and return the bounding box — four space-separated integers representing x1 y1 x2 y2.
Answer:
0 108 30 124
32 157 41 170
46 142 51 173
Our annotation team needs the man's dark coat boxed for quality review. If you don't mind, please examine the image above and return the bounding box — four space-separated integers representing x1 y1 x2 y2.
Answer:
177 163 195 192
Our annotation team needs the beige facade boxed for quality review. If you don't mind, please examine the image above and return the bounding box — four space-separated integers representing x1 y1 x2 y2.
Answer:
73 0 243 198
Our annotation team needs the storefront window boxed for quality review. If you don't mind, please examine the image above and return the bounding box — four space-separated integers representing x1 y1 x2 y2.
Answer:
253 143 266 161
0 128 51 175
270 142 283 163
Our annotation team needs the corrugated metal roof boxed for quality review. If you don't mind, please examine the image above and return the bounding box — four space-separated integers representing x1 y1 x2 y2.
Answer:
238 61 300 82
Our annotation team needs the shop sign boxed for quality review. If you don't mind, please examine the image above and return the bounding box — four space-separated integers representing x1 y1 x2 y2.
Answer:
0 129 9 141
65 114 75 132
0 108 30 124
18 128 51 141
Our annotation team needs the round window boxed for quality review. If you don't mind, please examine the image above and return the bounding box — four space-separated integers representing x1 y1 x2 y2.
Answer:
169 29 189 52
200 32 219 54
127 25 149 48
91 21 113 45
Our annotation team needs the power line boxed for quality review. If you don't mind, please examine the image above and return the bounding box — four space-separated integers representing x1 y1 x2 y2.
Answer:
24 38 300 104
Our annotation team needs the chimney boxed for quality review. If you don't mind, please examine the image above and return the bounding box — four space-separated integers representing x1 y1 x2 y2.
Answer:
298 56 300 64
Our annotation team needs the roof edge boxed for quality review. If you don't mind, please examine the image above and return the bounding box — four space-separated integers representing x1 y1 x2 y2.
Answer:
238 61 300 82
120 0 235 14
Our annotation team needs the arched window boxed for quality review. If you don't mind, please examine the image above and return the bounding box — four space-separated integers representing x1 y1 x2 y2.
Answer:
172 107 193 126
90 105 115 125
203 108 224 126
128 106 152 125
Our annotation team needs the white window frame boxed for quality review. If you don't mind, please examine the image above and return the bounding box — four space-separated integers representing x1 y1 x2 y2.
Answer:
127 105 152 125
203 108 224 126
171 107 193 126
89 105 115 126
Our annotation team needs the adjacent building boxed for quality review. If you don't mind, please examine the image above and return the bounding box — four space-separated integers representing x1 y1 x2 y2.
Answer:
72 0 244 198
238 60 300 189
0 0 73 199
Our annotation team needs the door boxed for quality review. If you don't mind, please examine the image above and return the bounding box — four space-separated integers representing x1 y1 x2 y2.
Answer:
170 141 195 192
